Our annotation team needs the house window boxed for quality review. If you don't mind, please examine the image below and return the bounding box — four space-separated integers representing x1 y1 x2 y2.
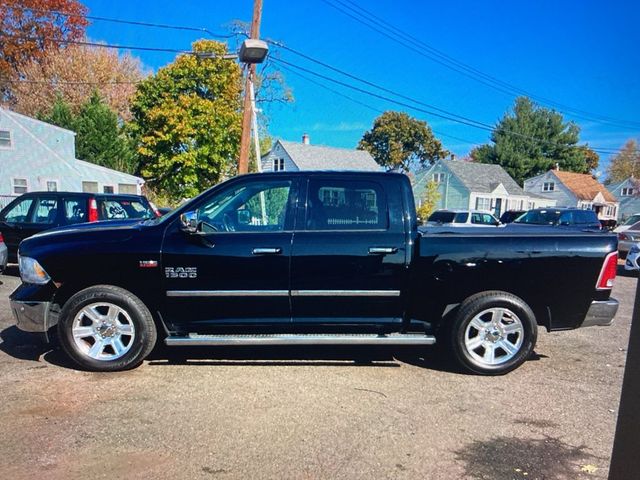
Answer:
273 158 285 172
118 183 137 194
0 130 11 148
622 187 634 196
432 172 445 183
12 178 28 195
475 197 491 211
103 185 115 194
46 180 58 192
542 182 555 192
82 181 99 193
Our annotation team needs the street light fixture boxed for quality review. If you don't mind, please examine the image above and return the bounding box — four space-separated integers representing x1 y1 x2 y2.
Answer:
239 39 269 64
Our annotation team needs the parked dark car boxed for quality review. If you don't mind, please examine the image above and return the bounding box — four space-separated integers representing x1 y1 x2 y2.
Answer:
0 192 158 262
510 207 602 231
10 172 618 375
499 210 526 224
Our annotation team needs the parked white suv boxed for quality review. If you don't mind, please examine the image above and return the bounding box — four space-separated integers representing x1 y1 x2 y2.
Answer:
425 209 500 227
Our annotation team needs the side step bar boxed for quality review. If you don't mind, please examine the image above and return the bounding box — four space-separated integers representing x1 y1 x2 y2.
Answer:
165 333 436 347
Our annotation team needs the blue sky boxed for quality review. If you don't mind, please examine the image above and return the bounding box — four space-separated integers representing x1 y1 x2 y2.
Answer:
83 0 640 175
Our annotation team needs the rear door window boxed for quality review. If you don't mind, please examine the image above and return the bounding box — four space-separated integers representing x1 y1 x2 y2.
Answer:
97 197 154 220
306 179 388 230
30 197 58 224
2 198 34 223
453 213 469 223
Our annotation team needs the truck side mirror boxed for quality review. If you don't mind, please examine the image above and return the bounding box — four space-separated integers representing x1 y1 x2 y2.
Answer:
180 210 199 233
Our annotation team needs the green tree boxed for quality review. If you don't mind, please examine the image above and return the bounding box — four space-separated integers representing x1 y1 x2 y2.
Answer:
129 40 242 200
358 111 448 171
606 139 640 184
74 91 137 173
416 180 441 222
471 97 591 185
37 94 75 131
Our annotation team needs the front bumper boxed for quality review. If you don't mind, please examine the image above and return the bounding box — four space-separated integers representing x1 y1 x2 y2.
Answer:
580 299 618 328
11 299 52 333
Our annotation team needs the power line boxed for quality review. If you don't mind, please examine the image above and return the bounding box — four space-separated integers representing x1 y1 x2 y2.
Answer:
275 61 481 147
0 2 234 39
0 32 237 58
323 0 640 130
271 56 621 155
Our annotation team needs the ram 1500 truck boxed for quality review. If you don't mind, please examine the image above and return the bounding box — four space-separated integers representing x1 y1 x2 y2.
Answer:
10 172 619 374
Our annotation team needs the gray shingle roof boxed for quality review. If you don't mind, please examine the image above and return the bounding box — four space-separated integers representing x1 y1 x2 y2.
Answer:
444 160 527 195
278 140 381 171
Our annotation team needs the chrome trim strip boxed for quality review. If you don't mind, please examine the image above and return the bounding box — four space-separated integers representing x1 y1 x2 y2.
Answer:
291 290 401 297
166 290 289 297
165 333 436 346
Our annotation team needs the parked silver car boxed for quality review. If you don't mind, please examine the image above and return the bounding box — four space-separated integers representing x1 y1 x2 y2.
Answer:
618 220 640 255
0 232 7 274
625 243 640 272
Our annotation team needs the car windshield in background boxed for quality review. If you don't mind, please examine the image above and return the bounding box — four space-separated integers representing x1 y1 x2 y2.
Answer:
514 210 561 225
622 214 640 226
98 198 154 220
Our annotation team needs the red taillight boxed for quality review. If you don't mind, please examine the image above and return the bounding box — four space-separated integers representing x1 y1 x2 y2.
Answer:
596 252 618 290
0 232 4 243
618 233 629 241
88 199 98 222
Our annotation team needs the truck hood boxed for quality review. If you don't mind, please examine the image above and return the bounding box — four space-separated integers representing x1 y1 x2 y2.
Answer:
30 219 144 239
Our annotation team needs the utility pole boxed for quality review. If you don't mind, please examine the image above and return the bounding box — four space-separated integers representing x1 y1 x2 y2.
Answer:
238 0 263 175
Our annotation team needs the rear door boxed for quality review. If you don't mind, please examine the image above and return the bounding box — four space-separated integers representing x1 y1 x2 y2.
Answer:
290 175 407 324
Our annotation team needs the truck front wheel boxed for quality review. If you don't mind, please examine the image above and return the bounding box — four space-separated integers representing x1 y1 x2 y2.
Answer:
450 291 537 375
57 285 157 371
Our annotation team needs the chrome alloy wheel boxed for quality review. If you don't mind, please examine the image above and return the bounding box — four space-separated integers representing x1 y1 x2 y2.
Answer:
71 303 135 361
464 307 524 366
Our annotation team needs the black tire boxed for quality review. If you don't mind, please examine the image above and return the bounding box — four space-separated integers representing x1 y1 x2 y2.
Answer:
449 291 537 375
57 285 157 372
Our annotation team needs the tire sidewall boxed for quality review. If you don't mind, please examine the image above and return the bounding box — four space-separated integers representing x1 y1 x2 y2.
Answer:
58 286 156 371
451 293 537 375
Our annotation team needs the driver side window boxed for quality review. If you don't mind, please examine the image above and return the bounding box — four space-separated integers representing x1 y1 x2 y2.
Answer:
197 180 292 233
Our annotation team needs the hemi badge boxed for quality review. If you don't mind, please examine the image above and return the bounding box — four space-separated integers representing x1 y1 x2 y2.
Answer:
139 260 158 268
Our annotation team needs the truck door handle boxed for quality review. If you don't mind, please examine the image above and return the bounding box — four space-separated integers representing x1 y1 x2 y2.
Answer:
252 247 282 255
368 247 398 255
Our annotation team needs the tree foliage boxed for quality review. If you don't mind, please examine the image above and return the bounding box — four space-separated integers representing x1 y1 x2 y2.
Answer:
416 180 441 222
0 0 88 95
471 97 592 185
606 139 640 184
129 40 242 200
39 92 137 173
12 44 145 120
358 111 448 171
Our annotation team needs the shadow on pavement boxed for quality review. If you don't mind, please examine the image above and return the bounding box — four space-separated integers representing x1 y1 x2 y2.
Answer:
617 264 638 279
0 325 52 362
1 265 19 278
455 434 604 479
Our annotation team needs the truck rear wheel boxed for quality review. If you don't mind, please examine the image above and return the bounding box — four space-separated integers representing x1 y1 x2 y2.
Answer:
57 285 157 371
450 291 537 375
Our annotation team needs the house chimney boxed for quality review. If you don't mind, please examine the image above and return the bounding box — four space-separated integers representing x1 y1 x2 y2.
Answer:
302 133 310 145
555 163 560 171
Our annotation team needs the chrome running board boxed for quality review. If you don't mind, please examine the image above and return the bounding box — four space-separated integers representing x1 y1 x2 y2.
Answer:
165 333 436 346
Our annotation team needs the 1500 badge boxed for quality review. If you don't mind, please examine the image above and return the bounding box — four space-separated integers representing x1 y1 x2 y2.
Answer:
165 267 198 279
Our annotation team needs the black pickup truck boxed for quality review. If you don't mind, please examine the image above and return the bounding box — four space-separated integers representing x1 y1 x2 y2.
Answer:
10 171 619 374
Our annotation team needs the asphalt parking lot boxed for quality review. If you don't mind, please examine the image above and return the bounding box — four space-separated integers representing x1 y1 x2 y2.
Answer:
0 266 636 480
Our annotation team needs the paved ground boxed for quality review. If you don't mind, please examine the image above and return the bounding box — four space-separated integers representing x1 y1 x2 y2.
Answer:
0 266 635 480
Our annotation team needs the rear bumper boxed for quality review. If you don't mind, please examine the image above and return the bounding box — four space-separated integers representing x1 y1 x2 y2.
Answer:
11 299 51 333
580 299 618 328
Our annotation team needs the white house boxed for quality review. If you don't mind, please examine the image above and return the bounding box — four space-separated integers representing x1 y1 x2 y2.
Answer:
607 177 640 222
524 169 619 221
261 135 381 172
0 108 144 209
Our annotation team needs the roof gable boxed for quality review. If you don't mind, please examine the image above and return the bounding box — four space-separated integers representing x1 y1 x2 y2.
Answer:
276 140 380 171
551 170 617 203
441 160 526 195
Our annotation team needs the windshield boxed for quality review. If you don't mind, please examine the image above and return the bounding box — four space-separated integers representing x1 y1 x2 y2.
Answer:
428 211 456 223
622 214 640 226
514 210 561 225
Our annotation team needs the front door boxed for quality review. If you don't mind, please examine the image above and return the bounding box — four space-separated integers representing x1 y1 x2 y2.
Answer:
161 176 298 332
290 176 407 325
